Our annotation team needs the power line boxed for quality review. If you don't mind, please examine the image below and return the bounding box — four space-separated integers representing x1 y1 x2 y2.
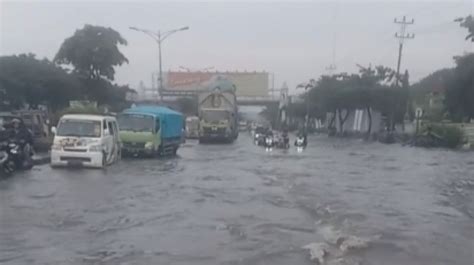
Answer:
394 16 415 86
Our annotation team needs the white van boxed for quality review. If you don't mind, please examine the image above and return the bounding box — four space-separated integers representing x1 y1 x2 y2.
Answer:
50 114 121 168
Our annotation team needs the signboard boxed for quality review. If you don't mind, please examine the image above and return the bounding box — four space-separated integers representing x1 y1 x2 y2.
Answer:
164 71 269 97
69 100 97 108
415 107 423 118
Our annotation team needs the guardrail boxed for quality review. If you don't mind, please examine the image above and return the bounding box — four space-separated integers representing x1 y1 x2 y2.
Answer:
237 96 279 102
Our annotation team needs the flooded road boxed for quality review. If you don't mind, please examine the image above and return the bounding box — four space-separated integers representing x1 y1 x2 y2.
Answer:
1 134 473 265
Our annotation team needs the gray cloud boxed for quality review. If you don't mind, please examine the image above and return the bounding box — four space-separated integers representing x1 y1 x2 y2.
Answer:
1 1 472 91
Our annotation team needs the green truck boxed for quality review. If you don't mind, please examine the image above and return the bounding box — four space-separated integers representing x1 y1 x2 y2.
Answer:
198 77 238 143
118 106 184 156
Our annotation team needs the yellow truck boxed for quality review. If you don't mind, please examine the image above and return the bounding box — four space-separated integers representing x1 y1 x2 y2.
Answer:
198 77 238 143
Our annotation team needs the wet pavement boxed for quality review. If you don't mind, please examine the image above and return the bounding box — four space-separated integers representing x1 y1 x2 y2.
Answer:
1 134 473 265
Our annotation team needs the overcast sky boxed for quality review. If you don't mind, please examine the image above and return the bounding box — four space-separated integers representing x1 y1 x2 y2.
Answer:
1 1 473 92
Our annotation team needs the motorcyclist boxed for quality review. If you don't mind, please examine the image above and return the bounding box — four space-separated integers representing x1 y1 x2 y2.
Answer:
264 130 274 148
281 126 290 148
10 119 33 145
7 119 34 168
294 129 307 147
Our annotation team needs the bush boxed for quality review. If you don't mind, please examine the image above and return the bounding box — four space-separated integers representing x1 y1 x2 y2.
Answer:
421 123 465 148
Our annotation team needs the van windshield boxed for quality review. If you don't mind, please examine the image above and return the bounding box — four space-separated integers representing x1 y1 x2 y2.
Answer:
118 114 155 132
57 119 101 138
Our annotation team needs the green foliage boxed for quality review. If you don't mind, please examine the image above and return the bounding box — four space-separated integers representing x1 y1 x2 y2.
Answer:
176 97 198 115
301 65 406 134
410 68 454 106
0 54 82 111
444 53 474 121
421 123 465 148
54 24 128 81
456 15 474 42
260 104 279 127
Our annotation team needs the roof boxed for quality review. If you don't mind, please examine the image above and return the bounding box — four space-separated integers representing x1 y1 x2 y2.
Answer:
124 106 183 117
60 114 115 121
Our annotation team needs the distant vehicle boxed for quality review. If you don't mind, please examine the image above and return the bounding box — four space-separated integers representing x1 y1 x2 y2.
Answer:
50 114 121 168
294 135 307 152
253 126 268 146
198 79 238 143
12 110 51 151
238 121 248 132
185 116 200 139
118 106 184 157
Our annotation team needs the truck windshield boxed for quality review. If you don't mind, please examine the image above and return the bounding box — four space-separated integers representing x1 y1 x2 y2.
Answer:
202 111 228 122
57 119 101 138
118 114 155 132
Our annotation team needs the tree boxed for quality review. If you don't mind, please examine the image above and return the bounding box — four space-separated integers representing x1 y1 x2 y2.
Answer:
455 15 474 42
0 54 82 111
54 25 128 81
445 53 474 121
302 65 406 137
176 97 198 115
410 68 454 106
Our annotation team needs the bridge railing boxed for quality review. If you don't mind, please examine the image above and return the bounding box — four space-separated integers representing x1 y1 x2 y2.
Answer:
237 96 279 102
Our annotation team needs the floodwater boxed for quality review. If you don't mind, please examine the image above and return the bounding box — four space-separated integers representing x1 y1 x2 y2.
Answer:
0 134 473 265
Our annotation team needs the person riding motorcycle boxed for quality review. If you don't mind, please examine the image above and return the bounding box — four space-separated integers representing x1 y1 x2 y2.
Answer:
294 130 307 148
9 119 33 145
5 119 34 169
281 128 290 149
264 130 274 148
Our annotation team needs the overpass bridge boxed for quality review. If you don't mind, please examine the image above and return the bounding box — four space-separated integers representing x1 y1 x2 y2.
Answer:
136 90 279 108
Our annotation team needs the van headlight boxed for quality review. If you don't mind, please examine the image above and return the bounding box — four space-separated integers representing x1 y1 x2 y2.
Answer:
89 144 103 152
144 142 154 149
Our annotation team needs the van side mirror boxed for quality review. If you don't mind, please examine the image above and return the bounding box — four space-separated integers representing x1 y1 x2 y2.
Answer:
51 126 57 134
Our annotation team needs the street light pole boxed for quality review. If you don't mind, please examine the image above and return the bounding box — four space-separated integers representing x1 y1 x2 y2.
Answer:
158 31 163 97
129 26 189 102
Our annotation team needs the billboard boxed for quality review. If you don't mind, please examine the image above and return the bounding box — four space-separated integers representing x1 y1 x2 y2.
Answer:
164 71 269 97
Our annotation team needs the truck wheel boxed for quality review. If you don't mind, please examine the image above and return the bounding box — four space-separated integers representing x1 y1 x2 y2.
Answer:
157 146 163 157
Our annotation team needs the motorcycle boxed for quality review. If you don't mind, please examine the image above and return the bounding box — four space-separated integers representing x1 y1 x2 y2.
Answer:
254 133 266 146
6 139 33 170
0 142 15 176
276 134 290 149
294 136 307 152
264 136 274 151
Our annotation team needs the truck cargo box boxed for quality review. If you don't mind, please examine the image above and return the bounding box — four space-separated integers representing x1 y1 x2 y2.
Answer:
123 106 183 139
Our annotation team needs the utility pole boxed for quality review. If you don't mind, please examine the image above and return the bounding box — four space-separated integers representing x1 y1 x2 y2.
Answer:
129 26 189 102
394 16 415 87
